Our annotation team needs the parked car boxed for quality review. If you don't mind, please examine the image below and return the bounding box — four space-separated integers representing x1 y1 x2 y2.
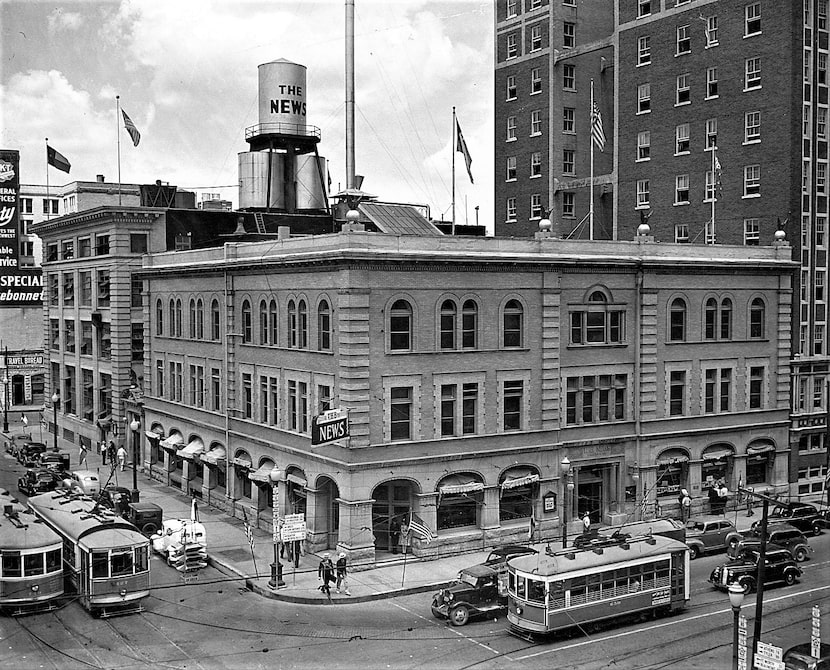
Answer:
709 548 802 594
98 485 133 516
66 469 101 495
757 502 827 537
685 518 742 559
731 524 812 563
432 545 537 626
17 468 61 496
17 441 48 467
6 433 33 458
39 451 71 473
127 502 163 536
783 642 830 670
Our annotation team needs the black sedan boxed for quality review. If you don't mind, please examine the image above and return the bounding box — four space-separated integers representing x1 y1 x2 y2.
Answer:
17 468 61 496
756 502 827 537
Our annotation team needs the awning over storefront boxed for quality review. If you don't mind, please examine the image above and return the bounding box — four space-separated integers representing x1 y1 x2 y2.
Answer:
176 438 205 460
248 462 276 483
747 441 775 455
160 433 184 451
96 414 112 431
702 445 734 461
232 454 252 469
656 449 690 466
439 474 485 495
286 473 307 488
145 427 164 441
201 446 227 465
500 467 540 490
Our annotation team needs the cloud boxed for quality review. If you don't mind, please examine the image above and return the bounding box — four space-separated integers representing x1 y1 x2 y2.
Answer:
47 9 83 34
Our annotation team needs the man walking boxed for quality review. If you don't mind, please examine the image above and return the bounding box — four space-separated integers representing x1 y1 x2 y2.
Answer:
335 552 351 596
317 553 334 603
116 444 127 471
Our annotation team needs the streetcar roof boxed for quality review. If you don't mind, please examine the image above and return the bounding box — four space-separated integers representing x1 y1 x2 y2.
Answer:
509 535 687 578
0 508 62 550
27 491 148 549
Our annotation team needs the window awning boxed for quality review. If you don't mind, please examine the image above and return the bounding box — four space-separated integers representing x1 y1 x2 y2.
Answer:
500 467 540 490
96 415 112 430
656 449 690 466
747 442 775 455
160 433 184 451
286 473 307 488
439 474 484 495
232 454 252 469
248 462 276 483
201 446 227 465
702 445 734 461
176 439 205 460
145 427 164 441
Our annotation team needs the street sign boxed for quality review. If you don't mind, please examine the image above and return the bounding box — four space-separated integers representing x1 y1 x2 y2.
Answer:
311 407 349 446
281 513 307 542
756 642 783 661
753 658 784 670
813 605 822 659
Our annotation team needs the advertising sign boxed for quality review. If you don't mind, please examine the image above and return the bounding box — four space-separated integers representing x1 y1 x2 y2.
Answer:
280 513 307 542
311 407 349 446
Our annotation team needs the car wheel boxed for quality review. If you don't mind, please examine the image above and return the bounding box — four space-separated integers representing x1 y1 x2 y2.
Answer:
449 605 470 627
738 578 754 594
431 606 444 620
141 522 159 535
688 545 699 560
784 571 797 586
812 522 822 537
794 547 808 562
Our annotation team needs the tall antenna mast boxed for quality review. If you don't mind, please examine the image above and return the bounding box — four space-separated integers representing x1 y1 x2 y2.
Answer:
345 0 356 189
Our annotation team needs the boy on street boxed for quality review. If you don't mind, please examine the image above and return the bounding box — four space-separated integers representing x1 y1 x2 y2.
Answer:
335 552 351 595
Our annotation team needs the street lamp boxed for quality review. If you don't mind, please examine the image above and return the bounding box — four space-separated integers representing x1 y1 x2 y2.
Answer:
2 372 9 434
561 456 575 548
51 391 60 452
728 582 745 670
268 465 286 589
129 418 140 502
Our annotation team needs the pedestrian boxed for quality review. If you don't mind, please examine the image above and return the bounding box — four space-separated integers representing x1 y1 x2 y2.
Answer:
389 517 401 554
107 441 117 469
335 552 351 595
679 488 692 523
718 481 729 514
292 539 302 568
100 441 106 465
317 553 335 602
78 442 88 467
708 483 719 514
116 444 127 471
582 512 591 534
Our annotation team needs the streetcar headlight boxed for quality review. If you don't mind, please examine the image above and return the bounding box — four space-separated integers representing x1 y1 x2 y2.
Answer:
516 606 523 615
119 588 127 597
31 584 39 593
447 592 453 601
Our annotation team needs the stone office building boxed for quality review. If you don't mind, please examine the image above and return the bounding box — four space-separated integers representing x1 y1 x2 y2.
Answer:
137 226 794 562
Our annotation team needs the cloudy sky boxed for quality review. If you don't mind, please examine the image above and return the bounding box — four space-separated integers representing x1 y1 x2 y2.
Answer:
1 0 493 228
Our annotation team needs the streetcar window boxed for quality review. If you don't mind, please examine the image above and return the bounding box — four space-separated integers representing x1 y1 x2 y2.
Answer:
1 551 21 577
24 553 44 576
45 548 61 572
134 546 148 572
111 548 134 577
527 578 546 604
516 575 527 600
508 571 516 593
91 550 109 578
587 574 602 602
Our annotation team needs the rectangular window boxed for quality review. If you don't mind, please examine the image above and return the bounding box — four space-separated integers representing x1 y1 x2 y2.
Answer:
563 107 575 132
211 368 221 411
638 83 651 113
675 174 690 203
818 217 827 247
503 380 523 431
156 360 164 398
317 384 332 414
705 170 716 202
462 382 478 434
270 377 279 424
63 272 74 306
817 270 826 301
507 75 517 100
636 179 650 207
675 224 689 243
390 386 412 441
563 63 575 89
130 233 148 254
818 163 827 193
638 0 651 17
531 25 542 51
260 376 269 423
80 321 92 355
676 73 690 104
79 271 92 306
531 109 542 135
99 323 111 360
46 243 58 262
745 2 761 36
745 57 761 89
637 131 650 160
706 67 718 98
706 15 719 46
530 194 543 219
531 67 542 94
97 269 110 307
744 164 761 196
669 370 686 416
131 322 143 361
566 375 626 425
95 234 110 255
821 0 828 30
638 36 651 65
820 53 828 85
65 319 76 353
20 197 32 214
507 116 516 141
43 198 58 215
506 0 517 17
562 192 575 217
706 118 718 149
675 123 690 153
563 149 575 174
676 25 690 54
744 218 760 245
531 151 542 177
441 384 456 436
507 34 518 59
704 368 732 413
745 111 761 142
819 108 827 138
506 197 517 221
61 240 74 260
506 156 517 181
131 277 143 308
563 22 575 48
242 373 253 418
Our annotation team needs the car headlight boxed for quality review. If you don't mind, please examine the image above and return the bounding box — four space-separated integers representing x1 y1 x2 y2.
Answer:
515 606 523 615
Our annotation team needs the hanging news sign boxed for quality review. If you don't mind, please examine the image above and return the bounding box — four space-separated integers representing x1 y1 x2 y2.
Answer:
311 407 349 446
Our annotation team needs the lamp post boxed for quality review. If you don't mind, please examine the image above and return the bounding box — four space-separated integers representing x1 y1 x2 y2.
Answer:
51 391 60 452
268 466 286 589
561 456 575 548
728 582 745 670
129 418 140 502
2 372 9 434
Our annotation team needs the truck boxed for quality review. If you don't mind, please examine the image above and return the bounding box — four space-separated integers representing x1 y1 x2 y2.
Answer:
151 517 207 572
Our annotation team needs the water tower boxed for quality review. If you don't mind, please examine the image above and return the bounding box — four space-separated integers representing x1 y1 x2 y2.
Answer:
238 59 328 213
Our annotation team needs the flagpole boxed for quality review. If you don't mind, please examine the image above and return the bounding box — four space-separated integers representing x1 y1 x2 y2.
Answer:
452 107 456 235
589 79 595 241
710 145 716 244
44 138 51 220
116 96 122 206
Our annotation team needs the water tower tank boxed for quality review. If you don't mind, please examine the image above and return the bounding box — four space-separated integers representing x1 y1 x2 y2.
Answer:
258 59 307 133
295 154 327 210
238 152 286 210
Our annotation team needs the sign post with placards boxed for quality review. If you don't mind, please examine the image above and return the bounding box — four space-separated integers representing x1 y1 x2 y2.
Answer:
738 615 748 670
311 407 349 446
754 641 784 670
813 605 822 660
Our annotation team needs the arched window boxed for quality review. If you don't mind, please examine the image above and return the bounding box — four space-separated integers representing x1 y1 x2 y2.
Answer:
269 299 279 346
211 299 221 341
241 299 252 343
288 299 297 348
719 298 732 339
156 299 164 336
440 299 456 349
298 299 308 348
750 298 765 338
189 298 197 339
389 299 412 351
669 298 687 341
318 299 331 351
589 291 607 303
175 299 183 337
503 299 524 348
462 299 478 349
195 299 204 339
704 298 718 339
169 299 176 337
259 299 269 345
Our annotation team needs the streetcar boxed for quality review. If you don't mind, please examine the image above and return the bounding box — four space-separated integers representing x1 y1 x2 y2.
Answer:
506 534 689 639
27 489 150 617
0 489 64 614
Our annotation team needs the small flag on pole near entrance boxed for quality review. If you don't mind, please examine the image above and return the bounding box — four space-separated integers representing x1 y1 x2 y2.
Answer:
407 512 436 545
46 145 71 173
456 119 474 184
242 509 255 550
121 109 141 147
528 512 537 542
591 101 606 152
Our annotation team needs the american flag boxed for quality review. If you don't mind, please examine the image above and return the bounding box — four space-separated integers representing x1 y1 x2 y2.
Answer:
242 509 255 550
407 512 436 545
591 101 606 152
121 109 141 147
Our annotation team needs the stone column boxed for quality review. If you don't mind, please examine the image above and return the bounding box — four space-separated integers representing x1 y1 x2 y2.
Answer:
481 486 501 537
336 497 375 564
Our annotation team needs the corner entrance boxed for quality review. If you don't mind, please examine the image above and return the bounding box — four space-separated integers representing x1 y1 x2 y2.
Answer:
371 481 412 552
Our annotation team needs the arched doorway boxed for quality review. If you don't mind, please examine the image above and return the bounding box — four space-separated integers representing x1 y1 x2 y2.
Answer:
285 468 307 516
316 476 340 549
372 480 416 552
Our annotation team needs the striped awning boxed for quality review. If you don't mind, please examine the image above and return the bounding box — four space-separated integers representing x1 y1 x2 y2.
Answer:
747 441 775 455
501 471 540 490
160 433 184 451
702 445 733 461
286 473 307 488
657 449 690 466
201 446 227 465
248 462 276 483
176 439 205 460
232 454 252 469
439 474 484 495
145 428 164 441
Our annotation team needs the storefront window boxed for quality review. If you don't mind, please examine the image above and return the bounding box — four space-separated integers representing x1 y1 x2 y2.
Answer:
746 454 770 485
437 494 479 530
702 459 728 490
656 456 688 497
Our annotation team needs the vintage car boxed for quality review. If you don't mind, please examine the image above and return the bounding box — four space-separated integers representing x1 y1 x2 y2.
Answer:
685 518 741 559
758 502 827 537
65 469 101 496
39 451 71 473
17 468 61 496
6 433 33 458
17 442 48 467
432 545 537 626
730 525 812 563
783 642 830 670
127 502 163 536
710 548 802 594
98 485 134 516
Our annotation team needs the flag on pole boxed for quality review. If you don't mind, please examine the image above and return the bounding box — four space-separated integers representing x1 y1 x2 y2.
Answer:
591 101 606 152
121 109 141 147
242 509 255 550
528 512 537 542
408 512 436 545
456 119 474 184
714 153 723 192
46 145 71 173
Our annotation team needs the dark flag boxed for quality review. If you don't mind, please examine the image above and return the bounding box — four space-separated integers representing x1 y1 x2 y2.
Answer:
46 145 71 173
456 119 474 184
121 109 141 147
